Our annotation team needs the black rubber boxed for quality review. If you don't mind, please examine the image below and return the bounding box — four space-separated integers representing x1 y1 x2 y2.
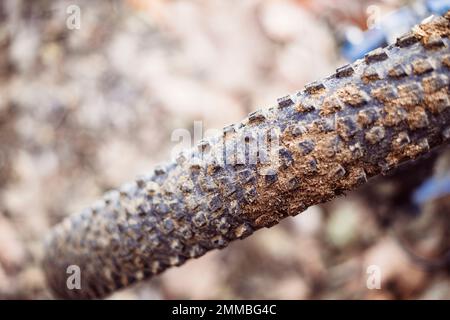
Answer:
43 13 450 299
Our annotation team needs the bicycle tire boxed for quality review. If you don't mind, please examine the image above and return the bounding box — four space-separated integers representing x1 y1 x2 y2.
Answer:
43 12 450 299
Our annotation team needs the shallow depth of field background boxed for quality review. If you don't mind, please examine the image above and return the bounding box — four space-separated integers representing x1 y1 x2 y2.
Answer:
0 0 449 299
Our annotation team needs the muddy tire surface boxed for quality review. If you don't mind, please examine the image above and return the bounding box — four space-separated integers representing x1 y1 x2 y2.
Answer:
43 12 450 299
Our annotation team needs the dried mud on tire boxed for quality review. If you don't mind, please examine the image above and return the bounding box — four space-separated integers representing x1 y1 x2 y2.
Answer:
44 12 450 299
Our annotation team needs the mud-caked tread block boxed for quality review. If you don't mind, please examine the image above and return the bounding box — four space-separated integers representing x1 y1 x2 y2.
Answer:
320 94 344 116
223 124 236 136
423 34 446 49
337 116 360 141
407 106 429 130
422 73 449 93
43 11 450 300
362 66 382 83
298 139 316 156
371 85 398 102
442 54 450 68
304 81 326 94
337 85 370 107
365 126 386 144
365 48 388 63
247 110 266 123
412 58 435 75
277 95 295 109
388 63 409 78
396 32 419 47
357 108 380 128
296 102 316 113
335 64 354 78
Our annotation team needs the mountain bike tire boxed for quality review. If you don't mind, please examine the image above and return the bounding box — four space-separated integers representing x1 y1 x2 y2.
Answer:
43 12 450 299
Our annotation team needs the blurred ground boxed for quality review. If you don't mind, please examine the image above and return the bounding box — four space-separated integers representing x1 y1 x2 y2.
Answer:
0 0 449 299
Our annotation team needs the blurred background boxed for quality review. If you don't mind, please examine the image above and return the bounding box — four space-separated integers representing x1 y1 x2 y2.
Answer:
0 0 449 299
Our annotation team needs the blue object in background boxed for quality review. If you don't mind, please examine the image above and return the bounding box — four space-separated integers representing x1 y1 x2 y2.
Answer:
341 0 450 62
413 175 450 206
427 0 450 15
341 28 386 62
381 7 422 43
341 7 417 62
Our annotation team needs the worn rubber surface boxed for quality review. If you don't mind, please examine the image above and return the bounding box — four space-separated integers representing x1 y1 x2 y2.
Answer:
44 13 450 299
